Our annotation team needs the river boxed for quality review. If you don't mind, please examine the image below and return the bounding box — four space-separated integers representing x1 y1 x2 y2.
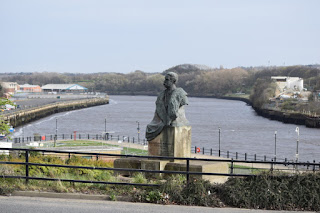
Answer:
13 95 320 162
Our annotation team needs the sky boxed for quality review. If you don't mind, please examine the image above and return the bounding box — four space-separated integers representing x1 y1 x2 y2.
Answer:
0 0 319 74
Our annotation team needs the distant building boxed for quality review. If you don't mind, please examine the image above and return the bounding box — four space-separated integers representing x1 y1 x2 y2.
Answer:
41 84 88 93
271 76 304 92
0 82 20 94
19 84 42 93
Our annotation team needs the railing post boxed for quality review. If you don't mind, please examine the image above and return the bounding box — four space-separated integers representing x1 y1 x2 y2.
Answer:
68 153 71 160
313 160 316 173
194 146 197 154
270 159 274 173
186 159 190 184
202 147 204 155
25 150 29 184
230 158 234 174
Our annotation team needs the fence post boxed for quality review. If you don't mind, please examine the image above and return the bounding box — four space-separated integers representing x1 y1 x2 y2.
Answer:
96 155 99 161
245 153 247 161
313 160 316 173
227 151 229 158
88 134 89 139
270 159 274 173
210 148 212 156
230 158 234 174
25 150 29 184
71 134 73 139
79 134 81 139
128 137 129 142
236 152 238 160
186 159 190 184
118 135 120 141
264 155 266 161
133 137 135 143
63 134 65 139
68 153 71 160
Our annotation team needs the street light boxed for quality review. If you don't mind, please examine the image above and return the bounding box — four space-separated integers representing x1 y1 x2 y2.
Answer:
54 118 58 147
105 117 107 133
274 131 277 161
136 121 140 143
218 127 221 157
295 127 299 163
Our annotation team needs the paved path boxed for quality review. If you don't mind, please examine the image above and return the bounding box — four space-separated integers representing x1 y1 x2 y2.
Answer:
0 196 313 213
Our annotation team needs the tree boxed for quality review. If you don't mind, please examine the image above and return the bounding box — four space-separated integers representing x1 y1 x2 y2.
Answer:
0 98 15 136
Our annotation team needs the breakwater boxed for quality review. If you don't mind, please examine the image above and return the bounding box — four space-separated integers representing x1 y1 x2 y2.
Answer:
3 97 109 127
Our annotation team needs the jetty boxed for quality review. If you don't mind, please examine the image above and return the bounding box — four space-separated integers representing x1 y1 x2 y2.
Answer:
1 97 109 127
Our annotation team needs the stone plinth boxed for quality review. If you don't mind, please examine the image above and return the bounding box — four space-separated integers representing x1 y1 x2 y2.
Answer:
165 161 229 184
113 157 229 183
148 126 191 159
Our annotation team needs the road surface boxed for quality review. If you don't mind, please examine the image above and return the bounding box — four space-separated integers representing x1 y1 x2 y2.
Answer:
0 196 313 213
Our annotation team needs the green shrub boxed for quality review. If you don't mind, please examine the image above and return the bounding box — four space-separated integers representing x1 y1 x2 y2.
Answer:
217 172 320 211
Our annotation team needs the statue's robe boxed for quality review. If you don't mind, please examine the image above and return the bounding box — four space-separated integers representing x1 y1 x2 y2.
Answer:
146 87 189 141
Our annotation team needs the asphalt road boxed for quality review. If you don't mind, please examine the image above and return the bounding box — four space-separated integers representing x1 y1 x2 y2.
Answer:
0 196 313 213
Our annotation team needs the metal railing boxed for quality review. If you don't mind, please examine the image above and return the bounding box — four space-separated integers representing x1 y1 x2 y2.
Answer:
0 148 319 188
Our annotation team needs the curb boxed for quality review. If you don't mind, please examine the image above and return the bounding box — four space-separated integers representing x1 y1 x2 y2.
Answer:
11 191 131 202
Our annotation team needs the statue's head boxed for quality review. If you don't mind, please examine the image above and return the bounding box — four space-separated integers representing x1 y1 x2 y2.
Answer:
163 72 178 89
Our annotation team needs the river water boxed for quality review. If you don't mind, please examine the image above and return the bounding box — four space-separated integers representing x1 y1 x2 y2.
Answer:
13 95 320 162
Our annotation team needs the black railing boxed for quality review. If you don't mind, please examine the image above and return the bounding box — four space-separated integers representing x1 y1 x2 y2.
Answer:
10 133 148 146
0 148 319 188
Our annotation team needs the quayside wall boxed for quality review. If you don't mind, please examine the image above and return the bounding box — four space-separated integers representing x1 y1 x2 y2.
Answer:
253 107 320 128
3 97 109 127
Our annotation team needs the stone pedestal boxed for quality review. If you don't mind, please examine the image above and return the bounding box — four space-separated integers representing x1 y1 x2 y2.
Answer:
148 126 191 159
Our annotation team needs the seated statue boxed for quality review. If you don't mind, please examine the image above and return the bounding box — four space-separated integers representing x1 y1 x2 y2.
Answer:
146 72 189 141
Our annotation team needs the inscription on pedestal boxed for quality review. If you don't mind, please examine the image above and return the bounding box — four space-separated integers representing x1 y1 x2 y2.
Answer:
148 126 191 159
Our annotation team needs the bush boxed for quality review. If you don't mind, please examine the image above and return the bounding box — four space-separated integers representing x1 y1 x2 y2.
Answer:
217 172 320 211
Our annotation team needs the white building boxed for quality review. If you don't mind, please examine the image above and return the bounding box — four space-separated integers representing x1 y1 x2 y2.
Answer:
41 84 88 93
271 76 304 92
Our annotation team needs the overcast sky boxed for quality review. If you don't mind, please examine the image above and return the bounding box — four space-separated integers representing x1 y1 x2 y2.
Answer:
1 0 319 74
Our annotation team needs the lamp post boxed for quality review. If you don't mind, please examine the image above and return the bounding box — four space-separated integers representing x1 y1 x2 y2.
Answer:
105 117 107 133
218 127 221 157
274 131 277 161
54 118 58 147
295 127 299 163
136 121 140 143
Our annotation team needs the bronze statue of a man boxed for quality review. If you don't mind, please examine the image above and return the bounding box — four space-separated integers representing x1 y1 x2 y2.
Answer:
146 72 189 141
